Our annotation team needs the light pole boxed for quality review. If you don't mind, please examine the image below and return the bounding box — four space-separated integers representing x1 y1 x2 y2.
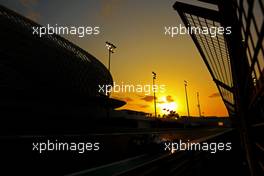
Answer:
152 72 157 118
105 42 116 119
105 41 116 97
105 41 116 72
184 80 190 117
197 92 201 117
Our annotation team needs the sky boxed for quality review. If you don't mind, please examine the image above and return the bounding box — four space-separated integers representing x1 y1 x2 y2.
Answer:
0 0 228 117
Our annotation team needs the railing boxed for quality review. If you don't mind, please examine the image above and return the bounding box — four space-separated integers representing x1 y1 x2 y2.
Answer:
174 0 264 175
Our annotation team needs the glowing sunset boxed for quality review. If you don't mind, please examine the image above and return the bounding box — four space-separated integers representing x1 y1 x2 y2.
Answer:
0 0 229 117
1 0 264 175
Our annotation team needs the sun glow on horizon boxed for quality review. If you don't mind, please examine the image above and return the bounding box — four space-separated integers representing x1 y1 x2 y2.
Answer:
158 96 179 115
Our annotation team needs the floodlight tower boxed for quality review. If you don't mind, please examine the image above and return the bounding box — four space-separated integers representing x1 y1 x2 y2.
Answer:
184 80 190 117
105 41 116 97
105 41 116 72
152 72 157 118
197 92 201 117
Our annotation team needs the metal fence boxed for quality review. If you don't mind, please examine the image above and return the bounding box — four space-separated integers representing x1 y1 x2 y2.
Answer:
174 0 264 175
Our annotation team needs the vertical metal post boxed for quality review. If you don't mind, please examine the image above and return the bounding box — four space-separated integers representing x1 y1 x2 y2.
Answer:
184 80 190 117
105 41 116 119
108 49 111 72
105 41 116 97
197 92 201 117
218 1 255 175
152 72 157 118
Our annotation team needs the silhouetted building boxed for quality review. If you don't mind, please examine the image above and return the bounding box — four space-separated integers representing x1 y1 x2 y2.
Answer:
0 5 125 133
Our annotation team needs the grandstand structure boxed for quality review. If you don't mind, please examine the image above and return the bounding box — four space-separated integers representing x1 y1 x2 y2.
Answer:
174 0 264 175
0 5 125 132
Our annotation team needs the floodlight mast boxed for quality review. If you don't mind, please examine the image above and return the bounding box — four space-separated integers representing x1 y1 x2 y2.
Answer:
152 72 157 118
105 41 116 97
184 80 190 117
105 41 116 72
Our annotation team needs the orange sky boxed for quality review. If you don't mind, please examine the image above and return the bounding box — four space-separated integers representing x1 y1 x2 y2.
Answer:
1 0 228 117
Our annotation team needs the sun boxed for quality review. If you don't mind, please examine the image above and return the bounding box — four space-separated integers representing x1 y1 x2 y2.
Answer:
158 96 178 115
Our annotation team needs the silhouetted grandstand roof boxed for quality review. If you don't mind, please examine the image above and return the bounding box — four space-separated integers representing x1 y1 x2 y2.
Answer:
0 5 113 102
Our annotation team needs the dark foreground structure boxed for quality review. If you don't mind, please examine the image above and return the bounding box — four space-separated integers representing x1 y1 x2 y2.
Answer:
0 5 126 133
174 0 264 175
0 1 263 176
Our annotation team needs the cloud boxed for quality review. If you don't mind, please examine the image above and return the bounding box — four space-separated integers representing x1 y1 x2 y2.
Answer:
166 95 174 102
138 104 149 108
141 95 155 102
111 96 133 102
136 94 145 98
124 97 133 102
209 92 221 98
